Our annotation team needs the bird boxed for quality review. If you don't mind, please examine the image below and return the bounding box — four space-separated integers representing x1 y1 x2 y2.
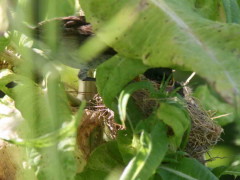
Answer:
32 16 117 81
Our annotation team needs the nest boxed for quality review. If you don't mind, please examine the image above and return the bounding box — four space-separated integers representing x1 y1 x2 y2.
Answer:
184 86 223 163
76 79 223 163
0 60 12 70
132 76 161 117
132 89 158 117
77 94 123 159
132 80 223 163
0 141 17 180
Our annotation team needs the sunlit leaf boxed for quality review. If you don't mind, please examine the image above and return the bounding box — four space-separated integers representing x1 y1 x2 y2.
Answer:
158 157 218 180
0 35 10 52
157 102 190 150
82 0 240 104
120 121 168 180
193 0 224 21
223 162 240 176
77 141 124 179
96 55 148 108
222 0 240 23
118 81 156 126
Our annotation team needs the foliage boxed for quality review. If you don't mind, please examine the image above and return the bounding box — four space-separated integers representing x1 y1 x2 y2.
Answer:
0 0 240 180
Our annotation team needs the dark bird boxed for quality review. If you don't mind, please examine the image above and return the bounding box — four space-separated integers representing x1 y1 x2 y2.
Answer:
144 67 184 96
33 16 116 81
144 67 173 84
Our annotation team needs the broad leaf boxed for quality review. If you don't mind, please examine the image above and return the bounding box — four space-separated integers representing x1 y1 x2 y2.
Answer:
0 35 10 52
77 141 124 179
75 169 108 180
118 81 156 126
158 157 218 180
193 0 224 21
222 0 240 23
211 166 228 177
222 160 240 176
120 121 168 180
117 130 137 164
96 55 148 107
157 102 190 150
0 73 16 97
81 0 240 104
13 74 72 137
86 141 124 172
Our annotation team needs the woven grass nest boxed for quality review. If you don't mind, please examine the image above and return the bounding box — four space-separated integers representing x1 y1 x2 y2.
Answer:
77 80 223 163
183 86 223 163
77 94 123 159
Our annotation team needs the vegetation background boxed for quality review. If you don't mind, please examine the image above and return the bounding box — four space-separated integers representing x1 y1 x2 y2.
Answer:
0 0 240 179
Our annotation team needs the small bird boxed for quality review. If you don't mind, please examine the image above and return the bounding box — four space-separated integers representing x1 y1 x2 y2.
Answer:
144 67 173 84
144 67 184 95
33 16 116 81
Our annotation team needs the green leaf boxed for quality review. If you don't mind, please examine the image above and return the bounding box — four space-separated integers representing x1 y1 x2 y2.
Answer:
222 0 240 23
211 166 228 177
0 35 10 52
194 85 234 126
75 169 108 180
0 73 16 97
118 81 156 126
82 0 240 104
86 141 124 172
117 130 137 164
12 69 72 137
157 102 190 150
96 55 149 107
194 0 223 21
120 121 168 180
223 164 240 176
158 157 218 180
20 101 85 180
77 141 124 179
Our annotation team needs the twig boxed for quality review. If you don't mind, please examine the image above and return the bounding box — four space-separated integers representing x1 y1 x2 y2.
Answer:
184 72 196 86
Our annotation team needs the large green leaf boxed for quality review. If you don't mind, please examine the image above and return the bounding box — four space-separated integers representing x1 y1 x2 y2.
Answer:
221 157 240 176
75 169 108 180
120 121 168 180
157 102 190 150
193 0 223 21
81 0 240 104
86 141 124 172
158 157 218 180
0 73 16 97
77 141 124 180
13 75 72 137
118 81 156 126
222 0 240 23
96 55 148 107
0 35 10 52
117 130 136 164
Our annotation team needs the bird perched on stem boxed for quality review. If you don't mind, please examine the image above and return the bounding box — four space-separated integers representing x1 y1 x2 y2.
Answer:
33 16 116 81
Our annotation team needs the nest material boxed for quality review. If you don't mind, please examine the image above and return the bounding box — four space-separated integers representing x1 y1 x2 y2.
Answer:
0 141 18 180
132 89 158 117
76 80 223 163
0 60 11 70
184 86 223 163
0 48 20 71
132 76 160 116
77 94 123 159
132 80 223 163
